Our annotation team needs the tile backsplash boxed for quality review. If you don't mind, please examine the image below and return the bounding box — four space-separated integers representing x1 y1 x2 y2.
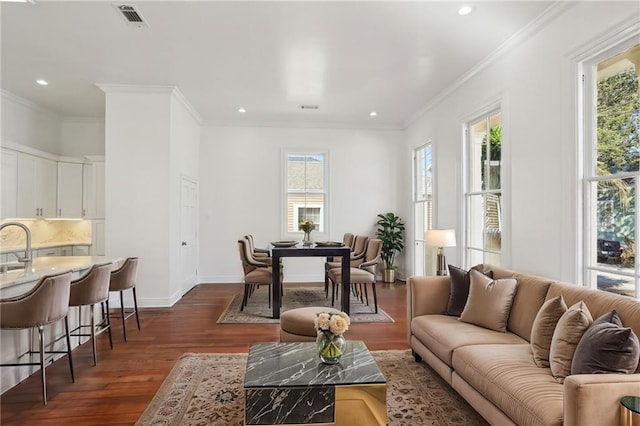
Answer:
0 219 92 252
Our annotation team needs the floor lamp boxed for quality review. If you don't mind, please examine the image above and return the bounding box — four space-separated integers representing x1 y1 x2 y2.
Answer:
425 229 456 276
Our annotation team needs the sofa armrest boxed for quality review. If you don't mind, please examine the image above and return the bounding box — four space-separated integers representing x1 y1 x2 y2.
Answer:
563 373 640 426
407 275 450 321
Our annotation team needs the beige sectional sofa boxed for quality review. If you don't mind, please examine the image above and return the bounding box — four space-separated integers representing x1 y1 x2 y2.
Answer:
408 264 640 426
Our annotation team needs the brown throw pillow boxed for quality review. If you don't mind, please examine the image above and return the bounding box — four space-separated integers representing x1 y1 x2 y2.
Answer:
446 264 493 316
549 301 593 383
571 310 640 375
531 296 568 368
458 269 518 332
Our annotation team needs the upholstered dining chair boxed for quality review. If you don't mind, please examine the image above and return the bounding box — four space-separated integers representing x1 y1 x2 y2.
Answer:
245 234 272 265
238 238 278 311
324 234 368 296
107 257 140 342
69 263 113 366
0 271 75 405
328 238 382 313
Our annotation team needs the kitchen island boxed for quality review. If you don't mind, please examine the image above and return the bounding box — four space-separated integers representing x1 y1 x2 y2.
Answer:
0 255 126 394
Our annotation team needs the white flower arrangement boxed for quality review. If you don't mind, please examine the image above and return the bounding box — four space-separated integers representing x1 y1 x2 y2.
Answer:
314 311 350 336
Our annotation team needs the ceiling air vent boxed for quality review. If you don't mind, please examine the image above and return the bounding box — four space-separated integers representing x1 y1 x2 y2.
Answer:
114 4 149 28
300 105 319 110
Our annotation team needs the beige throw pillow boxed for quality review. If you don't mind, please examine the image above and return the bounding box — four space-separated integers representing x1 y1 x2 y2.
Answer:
458 269 519 332
530 296 568 367
549 301 593 383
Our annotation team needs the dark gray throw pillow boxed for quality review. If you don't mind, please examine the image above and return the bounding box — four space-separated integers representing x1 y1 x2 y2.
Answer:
446 264 493 316
571 310 640 375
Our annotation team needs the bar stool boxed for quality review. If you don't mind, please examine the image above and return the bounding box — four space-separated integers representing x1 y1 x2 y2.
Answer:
107 257 140 342
0 271 75 405
69 263 113 365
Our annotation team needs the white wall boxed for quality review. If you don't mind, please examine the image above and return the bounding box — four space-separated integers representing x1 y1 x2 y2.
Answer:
1 91 61 153
404 2 637 282
103 88 173 307
60 118 105 157
198 125 404 283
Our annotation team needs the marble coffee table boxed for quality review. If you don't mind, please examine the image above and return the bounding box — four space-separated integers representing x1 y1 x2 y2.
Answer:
243 341 386 425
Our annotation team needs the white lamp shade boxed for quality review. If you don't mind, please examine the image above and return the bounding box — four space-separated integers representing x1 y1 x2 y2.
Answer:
425 229 456 248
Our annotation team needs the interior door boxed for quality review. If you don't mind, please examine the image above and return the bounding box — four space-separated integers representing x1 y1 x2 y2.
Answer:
180 176 198 294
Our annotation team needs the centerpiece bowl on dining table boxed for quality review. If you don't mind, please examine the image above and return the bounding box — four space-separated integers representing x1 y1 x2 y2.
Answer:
314 242 345 247
270 241 299 248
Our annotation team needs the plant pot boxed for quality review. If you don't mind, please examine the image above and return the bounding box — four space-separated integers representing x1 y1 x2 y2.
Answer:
383 269 395 283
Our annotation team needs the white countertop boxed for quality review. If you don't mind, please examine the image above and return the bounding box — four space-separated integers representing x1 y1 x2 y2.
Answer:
0 256 125 290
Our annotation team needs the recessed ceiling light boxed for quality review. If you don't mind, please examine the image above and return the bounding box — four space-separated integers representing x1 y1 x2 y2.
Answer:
36 79 48 86
238 107 246 113
370 111 377 117
458 5 473 16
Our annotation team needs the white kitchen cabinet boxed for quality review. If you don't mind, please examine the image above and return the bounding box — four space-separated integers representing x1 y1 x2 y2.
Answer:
91 220 105 255
57 162 83 218
1 149 18 218
17 153 57 218
82 162 105 219
72 245 90 256
35 247 64 257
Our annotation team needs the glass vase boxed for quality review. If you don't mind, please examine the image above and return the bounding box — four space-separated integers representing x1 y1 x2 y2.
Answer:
316 331 346 364
303 231 313 246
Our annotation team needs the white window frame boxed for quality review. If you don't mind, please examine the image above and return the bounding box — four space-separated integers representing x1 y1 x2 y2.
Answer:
463 108 503 268
282 150 329 240
413 142 434 276
581 38 640 298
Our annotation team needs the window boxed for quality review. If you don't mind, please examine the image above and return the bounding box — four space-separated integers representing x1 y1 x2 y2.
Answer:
284 152 328 237
583 43 639 298
413 143 433 276
464 110 503 267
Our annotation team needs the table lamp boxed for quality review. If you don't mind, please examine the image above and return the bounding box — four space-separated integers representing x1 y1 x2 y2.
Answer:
425 229 456 276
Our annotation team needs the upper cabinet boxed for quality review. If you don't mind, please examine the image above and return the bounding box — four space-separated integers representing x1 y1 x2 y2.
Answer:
17 153 57 218
1 149 18 218
57 162 83 218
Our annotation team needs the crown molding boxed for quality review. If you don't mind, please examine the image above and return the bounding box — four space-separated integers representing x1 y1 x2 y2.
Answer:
404 1 575 129
1 90 61 121
171 87 203 125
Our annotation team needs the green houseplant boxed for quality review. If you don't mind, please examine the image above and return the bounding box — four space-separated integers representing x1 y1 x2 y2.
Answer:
375 212 405 283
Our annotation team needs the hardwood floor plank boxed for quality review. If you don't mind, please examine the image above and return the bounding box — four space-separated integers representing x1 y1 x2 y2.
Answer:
0 282 409 425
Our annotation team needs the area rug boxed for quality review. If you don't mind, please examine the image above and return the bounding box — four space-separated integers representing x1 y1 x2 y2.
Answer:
136 350 488 426
217 286 394 324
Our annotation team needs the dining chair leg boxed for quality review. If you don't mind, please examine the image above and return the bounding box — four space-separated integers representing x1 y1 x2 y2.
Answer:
241 285 250 311
372 282 378 314
133 288 141 331
64 316 75 383
38 325 47 406
90 304 97 366
120 290 127 342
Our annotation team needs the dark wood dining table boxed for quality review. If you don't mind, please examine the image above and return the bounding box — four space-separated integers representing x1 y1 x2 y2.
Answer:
271 245 351 319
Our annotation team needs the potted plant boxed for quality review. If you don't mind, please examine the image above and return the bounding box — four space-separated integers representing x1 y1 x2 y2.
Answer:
375 212 405 283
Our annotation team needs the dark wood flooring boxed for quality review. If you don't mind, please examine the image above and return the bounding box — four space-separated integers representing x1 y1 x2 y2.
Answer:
0 282 409 425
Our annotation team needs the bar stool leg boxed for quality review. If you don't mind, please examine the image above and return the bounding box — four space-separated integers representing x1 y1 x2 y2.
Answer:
64 316 75 383
133 287 141 331
90 304 97 366
38 325 47 406
120 290 127 342
103 301 113 349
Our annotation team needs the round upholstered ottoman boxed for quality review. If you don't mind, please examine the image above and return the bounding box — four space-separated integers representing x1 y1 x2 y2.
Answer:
280 306 342 342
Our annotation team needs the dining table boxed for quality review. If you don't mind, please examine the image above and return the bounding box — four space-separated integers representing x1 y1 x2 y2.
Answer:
271 244 351 319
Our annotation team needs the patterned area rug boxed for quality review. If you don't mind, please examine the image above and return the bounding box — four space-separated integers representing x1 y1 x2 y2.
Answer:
217 286 394 324
136 350 488 426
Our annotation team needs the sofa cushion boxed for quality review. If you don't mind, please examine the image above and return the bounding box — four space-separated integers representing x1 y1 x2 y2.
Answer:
549 301 593 383
452 344 563 426
571 310 640 375
411 314 526 367
530 296 567 367
459 270 518 332
446 264 493 316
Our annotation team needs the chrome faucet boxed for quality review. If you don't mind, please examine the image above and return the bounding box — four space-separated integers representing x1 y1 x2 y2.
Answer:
0 222 32 270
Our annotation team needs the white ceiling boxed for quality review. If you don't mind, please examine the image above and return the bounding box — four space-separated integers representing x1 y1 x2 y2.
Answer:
1 1 555 129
